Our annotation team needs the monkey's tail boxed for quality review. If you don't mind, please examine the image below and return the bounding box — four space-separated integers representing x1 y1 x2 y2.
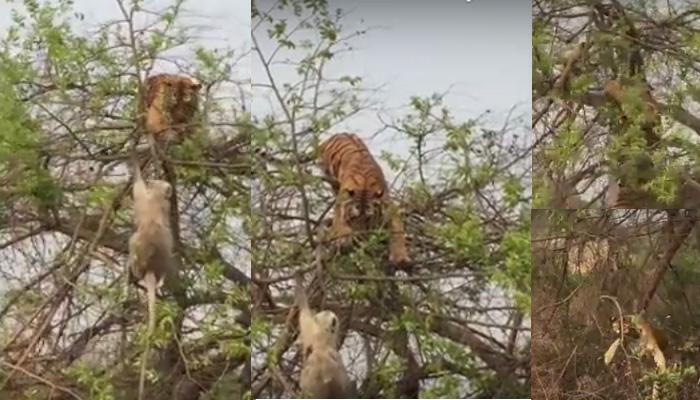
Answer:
138 272 157 400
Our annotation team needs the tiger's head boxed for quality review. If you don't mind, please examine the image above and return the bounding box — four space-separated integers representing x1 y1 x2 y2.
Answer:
174 76 201 107
162 75 201 118
340 176 385 227
145 74 202 139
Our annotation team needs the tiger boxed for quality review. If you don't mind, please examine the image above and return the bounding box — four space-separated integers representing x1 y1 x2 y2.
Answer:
143 73 201 143
318 133 410 267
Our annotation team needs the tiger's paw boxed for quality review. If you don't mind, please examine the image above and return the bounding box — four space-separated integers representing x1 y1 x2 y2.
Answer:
334 235 353 252
332 226 354 252
389 246 411 268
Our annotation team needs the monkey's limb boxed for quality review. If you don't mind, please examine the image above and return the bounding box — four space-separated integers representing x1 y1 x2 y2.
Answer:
130 155 150 207
554 41 589 96
295 273 316 357
130 153 143 181
295 274 313 327
146 133 167 174
294 273 308 310
137 272 158 400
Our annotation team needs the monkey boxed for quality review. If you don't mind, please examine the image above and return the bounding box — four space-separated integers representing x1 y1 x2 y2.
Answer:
608 314 670 399
603 79 661 143
553 41 591 97
295 273 355 399
128 159 175 400
143 73 202 144
603 79 662 204
610 314 668 371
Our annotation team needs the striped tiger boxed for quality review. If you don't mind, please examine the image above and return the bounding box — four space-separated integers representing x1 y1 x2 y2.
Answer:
143 73 201 143
319 133 410 266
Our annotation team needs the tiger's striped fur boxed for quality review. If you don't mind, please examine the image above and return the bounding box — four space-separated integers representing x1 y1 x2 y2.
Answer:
319 133 410 266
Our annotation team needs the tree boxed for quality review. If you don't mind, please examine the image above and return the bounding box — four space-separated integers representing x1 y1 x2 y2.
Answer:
251 0 531 398
0 0 250 399
532 209 700 399
533 0 700 208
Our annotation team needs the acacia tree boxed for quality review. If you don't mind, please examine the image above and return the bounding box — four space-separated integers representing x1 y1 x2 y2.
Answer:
533 0 700 208
251 1 531 398
0 1 250 399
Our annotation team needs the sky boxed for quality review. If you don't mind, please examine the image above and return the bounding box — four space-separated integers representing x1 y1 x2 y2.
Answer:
0 0 250 42
0 0 532 145
326 0 531 123
0 0 250 80
253 0 531 172
0 0 532 161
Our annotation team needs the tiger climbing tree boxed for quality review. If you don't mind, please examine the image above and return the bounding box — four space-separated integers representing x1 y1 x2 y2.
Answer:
250 0 531 398
533 0 700 208
0 1 251 399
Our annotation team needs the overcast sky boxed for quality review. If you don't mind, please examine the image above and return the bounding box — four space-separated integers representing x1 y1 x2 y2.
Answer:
326 0 531 122
0 0 532 175
253 0 531 179
0 0 249 42
0 0 250 80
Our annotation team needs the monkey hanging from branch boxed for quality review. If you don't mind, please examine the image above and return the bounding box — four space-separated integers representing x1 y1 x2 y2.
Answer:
294 272 355 398
128 158 176 400
592 2 668 207
602 74 663 205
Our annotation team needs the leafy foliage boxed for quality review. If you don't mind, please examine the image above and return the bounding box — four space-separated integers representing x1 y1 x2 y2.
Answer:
534 0 700 208
533 209 700 400
0 1 250 399
251 1 530 398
